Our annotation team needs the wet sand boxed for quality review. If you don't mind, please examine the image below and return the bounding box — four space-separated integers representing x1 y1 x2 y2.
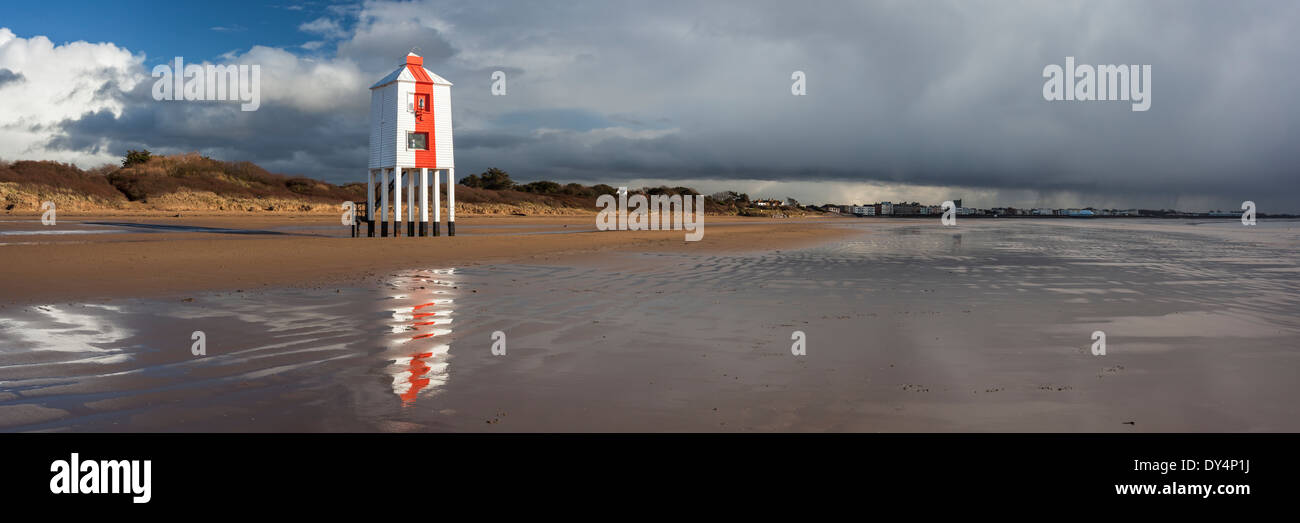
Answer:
1 218 1298 432
0 214 852 304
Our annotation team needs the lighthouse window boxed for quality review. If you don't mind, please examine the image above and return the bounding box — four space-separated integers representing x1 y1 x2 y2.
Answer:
407 132 428 150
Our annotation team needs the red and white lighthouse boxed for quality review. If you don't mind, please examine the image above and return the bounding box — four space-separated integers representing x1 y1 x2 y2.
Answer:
367 52 455 237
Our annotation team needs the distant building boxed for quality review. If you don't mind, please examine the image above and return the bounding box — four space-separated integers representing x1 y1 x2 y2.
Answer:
853 205 875 216
878 202 893 215
893 203 923 215
754 199 783 207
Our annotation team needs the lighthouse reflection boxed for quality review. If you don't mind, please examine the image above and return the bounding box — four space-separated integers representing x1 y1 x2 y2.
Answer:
383 268 457 406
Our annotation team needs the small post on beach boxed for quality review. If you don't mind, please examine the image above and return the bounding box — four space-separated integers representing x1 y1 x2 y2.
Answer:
432 168 441 236
366 169 376 237
419 168 429 237
447 168 456 236
380 168 390 237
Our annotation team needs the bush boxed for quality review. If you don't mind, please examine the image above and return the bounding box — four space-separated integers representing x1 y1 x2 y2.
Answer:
0 160 127 202
285 177 316 194
105 152 363 202
561 183 593 197
122 149 152 168
519 180 562 194
590 184 619 196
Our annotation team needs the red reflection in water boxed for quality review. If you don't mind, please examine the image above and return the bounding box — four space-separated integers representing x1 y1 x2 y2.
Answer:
397 297 451 406
399 351 434 406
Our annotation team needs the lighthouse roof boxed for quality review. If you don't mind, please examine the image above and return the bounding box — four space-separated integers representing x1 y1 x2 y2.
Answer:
370 53 452 89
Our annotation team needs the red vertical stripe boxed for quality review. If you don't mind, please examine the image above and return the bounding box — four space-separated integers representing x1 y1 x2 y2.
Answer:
409 64 437 168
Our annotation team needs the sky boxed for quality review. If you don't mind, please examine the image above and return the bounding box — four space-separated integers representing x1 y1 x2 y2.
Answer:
0 0 1296 211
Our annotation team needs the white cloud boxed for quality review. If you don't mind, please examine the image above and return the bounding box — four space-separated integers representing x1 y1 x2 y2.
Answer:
0 27 372 166
230 45 368 113
299 17 347 40
0 27 144 165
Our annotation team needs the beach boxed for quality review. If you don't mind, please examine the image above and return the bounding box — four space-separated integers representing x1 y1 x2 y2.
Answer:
1 216 1297 432
0 214 850 304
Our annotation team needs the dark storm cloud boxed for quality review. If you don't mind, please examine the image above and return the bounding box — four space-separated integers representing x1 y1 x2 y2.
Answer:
42 0 1300 210
484 1 1300 209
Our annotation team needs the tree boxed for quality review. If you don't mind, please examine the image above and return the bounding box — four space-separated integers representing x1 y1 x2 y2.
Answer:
122 149 152 168
477 167 515 190
710 191 741 202
459 174 482 188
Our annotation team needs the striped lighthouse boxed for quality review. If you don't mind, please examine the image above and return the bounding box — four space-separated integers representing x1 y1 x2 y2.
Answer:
366 52 455 237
